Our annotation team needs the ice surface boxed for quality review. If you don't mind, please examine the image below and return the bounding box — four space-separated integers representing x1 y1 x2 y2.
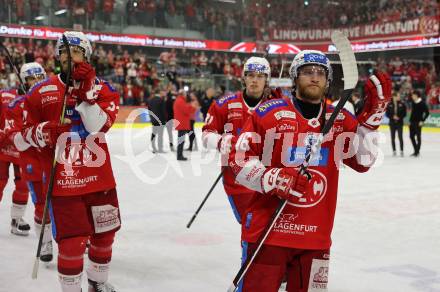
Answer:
0 127 439 292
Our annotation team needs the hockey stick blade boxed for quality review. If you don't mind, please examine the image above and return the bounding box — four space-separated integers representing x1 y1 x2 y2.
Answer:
331 31 358 90
228 31 358 292
322 31 359 135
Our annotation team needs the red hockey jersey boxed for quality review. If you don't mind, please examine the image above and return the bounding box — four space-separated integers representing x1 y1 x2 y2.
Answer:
229 97 377 250
0 89 20 164
24 75 120 196
202 91 263 197
5 94 43 182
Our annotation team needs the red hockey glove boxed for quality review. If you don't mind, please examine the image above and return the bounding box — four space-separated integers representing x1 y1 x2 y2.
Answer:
357 71 392 130
23 121 71 148
72 62 97 104
261 168 309 203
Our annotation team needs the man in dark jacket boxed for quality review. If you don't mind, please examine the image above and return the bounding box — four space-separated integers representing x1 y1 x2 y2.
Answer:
148 88 167 153
386 91 406 156
199 87 216 121
165 86 177 151
351 91 364 115
409 91 430 157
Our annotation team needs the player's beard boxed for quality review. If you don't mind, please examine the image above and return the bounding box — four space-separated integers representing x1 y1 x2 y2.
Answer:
297 85 326 104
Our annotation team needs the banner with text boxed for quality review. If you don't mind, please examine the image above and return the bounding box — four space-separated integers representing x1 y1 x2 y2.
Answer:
271 16 439 43
0 24 235 51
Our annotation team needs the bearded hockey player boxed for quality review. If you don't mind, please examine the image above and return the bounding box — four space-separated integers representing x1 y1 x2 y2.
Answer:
228 50 392 291
14 31 121 292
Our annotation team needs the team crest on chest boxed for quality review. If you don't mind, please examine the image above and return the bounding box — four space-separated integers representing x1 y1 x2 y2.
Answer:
308 118 320 128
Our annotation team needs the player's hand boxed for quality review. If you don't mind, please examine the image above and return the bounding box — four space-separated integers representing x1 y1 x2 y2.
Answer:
357 71 392 130
72 62 97 104
72 62 95 81
261 168 309 203
23 120 71 148
217 134 234 155
419 121 424 127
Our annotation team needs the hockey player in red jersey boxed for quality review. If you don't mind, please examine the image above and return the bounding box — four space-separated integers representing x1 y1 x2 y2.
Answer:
14 31 121 292
0 86 30 236
228 50 392 291
202 56 280 223
6 62 54 262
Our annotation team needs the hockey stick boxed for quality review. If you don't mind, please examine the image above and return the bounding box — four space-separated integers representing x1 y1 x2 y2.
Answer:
0 42 27 93
227 31 359 292
32 34 72 279
186 169 224 228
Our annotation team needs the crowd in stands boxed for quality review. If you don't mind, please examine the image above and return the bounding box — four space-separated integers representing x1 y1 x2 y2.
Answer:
259 0 439 35
2 0 438 41
0 37 439 109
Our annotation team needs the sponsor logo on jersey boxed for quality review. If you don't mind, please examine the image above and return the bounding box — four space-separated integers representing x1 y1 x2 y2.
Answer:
56 175 98 187
287 147 329 166
228 102 242 109
274 110 296 120
60 169 79 177
91 204 121 233
309 259 329 291
308 118 320 128
41 95 58 105
216 94 238 106
1 92 16 99
277 122 298 133
256 99 288 117
274 212 318 235
325 112 345 121
227 111 242 120
38 84 58 94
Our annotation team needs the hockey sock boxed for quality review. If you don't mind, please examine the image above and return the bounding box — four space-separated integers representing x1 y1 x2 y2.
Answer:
87 233 115 283
59 272 82 292
58 236 88 276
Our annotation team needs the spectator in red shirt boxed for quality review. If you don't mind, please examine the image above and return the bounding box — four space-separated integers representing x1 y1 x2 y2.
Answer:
173 90 199 160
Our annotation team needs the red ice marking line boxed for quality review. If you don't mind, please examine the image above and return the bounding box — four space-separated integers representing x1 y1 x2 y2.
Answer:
170 233 224 246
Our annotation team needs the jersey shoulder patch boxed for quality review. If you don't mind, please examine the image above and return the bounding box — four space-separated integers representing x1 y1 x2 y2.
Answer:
8 95 25 109
31 78 54 95
215 94 238 106
102 79 117 93
255 98 288 117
